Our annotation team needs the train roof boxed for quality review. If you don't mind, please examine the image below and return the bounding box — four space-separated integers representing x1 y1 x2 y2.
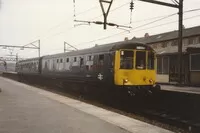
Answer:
17 40 153 63
17 57 40 63
43 40 152 59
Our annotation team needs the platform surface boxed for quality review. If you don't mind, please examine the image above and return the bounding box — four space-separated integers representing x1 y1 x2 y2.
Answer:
0 77 173 133
161 85 200 94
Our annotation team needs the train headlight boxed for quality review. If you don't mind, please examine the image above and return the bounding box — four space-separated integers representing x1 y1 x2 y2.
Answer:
149 79 153 84
123 79 128 83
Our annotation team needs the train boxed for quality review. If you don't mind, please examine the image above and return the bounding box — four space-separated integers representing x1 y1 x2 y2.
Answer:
16 40 160 95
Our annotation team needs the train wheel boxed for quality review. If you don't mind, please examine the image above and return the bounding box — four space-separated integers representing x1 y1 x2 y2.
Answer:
151 84 161 96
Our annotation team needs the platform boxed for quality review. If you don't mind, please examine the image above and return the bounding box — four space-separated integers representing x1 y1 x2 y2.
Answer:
0 77 173 133
161 85 200 95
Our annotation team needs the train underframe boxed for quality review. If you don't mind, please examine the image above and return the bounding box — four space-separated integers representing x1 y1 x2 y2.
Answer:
18 73 161 97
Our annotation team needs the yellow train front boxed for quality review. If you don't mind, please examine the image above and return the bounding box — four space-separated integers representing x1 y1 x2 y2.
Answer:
111 42 159 95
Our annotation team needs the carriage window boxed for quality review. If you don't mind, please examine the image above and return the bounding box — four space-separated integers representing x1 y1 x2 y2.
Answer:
74 57 77 62
99 54 104 65
80 57 84 66
66 58 69 63
57 59 59 63
88 55 92 61
120 50 134 69
136 51 146 70
60 59 63 63
147 52 155 69
99 55 104 61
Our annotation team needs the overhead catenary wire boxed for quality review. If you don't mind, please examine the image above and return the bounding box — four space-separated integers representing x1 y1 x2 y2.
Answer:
37 0 196 42
28 4 200 54
27 0 132 44
46 13 200 55
74 13 177 46
128 14 200 34
43 6 200 43
28 5 100 43
74 10 200 47
73 0 76 27
42 1 133 41
171 0 179 5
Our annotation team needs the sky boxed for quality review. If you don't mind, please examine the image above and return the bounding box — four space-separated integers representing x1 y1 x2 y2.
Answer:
0 0 200 59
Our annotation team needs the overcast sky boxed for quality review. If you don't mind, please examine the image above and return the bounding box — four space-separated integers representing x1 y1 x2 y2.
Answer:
0 0 200 58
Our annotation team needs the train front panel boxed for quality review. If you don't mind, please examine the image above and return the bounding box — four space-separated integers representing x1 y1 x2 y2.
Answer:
114 48 156 87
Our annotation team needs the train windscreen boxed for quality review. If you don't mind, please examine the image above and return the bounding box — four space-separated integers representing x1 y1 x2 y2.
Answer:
136 51 146 70
120 50 134 69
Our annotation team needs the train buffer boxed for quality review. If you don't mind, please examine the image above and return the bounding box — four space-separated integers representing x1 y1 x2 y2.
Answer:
0 77 173 133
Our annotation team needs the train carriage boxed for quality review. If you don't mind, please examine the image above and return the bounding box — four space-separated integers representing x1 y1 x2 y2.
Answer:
16 40 160 94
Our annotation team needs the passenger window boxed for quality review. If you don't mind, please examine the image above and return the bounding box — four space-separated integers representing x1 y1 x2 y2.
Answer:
86 65 89 71
136 51 146 69
60 59 63 63
80 57 84 66
120 50 134 69
99 54 104 66
74 57 77 62
66 58 69 63
88 55 92 61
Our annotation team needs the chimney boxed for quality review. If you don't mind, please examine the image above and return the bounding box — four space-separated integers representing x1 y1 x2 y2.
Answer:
144 33 149 38
124 37 129 41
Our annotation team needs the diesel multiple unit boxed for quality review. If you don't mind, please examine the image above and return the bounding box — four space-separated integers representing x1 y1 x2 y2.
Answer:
16 40 159 94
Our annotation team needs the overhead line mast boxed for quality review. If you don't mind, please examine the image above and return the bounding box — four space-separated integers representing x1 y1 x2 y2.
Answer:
138 0 184 85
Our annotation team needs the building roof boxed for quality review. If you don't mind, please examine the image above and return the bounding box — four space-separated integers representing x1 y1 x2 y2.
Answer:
155 43 200 55
131 25 200 44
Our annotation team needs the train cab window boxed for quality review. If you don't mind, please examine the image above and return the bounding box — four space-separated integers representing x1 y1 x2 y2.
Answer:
136 51 146 70
60 59 63 63
74 57 77 62
57 59 59 63
147 52 155 69
120 50 134 69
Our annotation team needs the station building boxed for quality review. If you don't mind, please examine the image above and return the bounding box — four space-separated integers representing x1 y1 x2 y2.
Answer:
132 26 200 86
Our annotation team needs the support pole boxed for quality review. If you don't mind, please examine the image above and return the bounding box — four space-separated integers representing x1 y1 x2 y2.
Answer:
178 0 183 84
64 42 66 53
103 13 107 30
138 0 183 85
38 40 40 57
64 41 78 52
16 53 18 62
